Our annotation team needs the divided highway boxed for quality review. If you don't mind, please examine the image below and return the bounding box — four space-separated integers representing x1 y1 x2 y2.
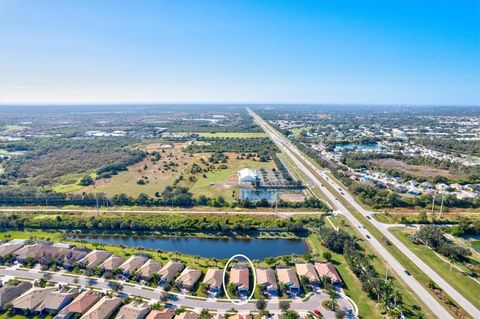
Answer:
248 108 480 319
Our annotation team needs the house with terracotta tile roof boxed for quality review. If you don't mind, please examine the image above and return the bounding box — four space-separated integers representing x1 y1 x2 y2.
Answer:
175 267 201 290
295 263 319 285
57 290 102 318
0 239 25 258
37 288 80 313
276 266 300 294
0 282 32 309
314 262 342 285
145 308 175 319
229 266 249 295
11 286 57 311
211 314 224 319
78 250 112 269
175 312 199 319
228 315 252 319
256 267 278 296
80 296 122 319
100 256 125 271
115 302 150 319
136 260 162 280
157 260 185 284
202 268 223 294
119 255 149 275
62 248 90 270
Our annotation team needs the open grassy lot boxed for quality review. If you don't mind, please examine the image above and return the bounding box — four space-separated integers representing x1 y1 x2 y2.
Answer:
474 240 480 252
390 227 480 309
53 171 97 193
195 132 267 138
3 124 30 131
0 230 64 242
0 149 24 156
369 158 465 180
74 143 276 199
187 154 275 201
74 143 199 197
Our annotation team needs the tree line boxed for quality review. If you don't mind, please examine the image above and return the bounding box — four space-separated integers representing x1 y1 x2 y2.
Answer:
0 213 321 234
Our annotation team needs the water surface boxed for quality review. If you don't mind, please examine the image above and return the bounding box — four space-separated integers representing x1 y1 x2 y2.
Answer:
70 235 308 259
334 143 381 152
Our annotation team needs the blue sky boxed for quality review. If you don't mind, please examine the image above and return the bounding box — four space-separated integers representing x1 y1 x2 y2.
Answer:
0 0 478 105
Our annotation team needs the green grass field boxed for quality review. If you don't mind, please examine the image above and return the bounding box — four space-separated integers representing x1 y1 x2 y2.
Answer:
0 313 52 319
53 171 97 193
0 149 24 156
390 227 480 309
3 124 30 131
188 155 275 201
0 230 65 242
307 233 383 319
473 240 480 252
196 132 267 138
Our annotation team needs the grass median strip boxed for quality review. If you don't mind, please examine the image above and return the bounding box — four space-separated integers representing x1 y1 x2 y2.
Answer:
390 227 480 309
296 151 468 318
283 145 440 318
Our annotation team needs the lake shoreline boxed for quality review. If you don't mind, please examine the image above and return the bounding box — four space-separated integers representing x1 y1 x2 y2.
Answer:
66 232 309 259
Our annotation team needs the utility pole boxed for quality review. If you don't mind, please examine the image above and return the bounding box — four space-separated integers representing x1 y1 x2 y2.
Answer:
95 193 99 216
431 192 436 215
275 192 278 217
439 192 445 217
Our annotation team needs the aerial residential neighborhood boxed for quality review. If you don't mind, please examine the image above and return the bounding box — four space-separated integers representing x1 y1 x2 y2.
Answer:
0 1 479 319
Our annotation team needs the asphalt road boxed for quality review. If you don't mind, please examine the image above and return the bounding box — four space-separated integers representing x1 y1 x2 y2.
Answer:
0 267 354 318
248 108 480 319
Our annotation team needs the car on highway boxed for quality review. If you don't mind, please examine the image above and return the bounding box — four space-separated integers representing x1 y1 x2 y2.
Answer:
366 215 372 219
366 234 371 239
404 270 411 276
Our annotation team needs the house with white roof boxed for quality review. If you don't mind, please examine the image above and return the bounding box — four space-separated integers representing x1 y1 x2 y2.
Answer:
237 168 257 183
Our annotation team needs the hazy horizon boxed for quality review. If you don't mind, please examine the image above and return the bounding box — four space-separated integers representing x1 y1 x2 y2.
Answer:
1 0 479 105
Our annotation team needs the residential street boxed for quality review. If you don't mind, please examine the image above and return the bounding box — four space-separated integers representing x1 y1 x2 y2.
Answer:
0 267 355 318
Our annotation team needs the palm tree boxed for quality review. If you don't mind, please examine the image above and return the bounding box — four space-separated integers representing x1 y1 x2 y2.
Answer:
327 286 337 311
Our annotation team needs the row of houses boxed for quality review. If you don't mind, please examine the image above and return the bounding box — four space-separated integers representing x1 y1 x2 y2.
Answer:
230 262 342 297
0 240 342 298
0 283 244 319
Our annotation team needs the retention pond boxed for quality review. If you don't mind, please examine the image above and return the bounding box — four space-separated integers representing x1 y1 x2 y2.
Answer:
69 235 308 259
